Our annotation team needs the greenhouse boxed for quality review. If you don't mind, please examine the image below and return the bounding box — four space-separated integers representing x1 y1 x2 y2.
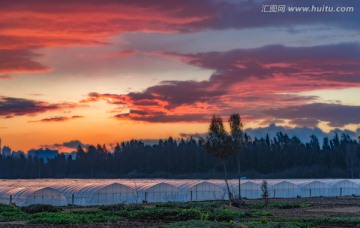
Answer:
269 181 301 198
330 180 360 196
68 183 137 206
238 181 262 199
180 181 225 202
0 187 67 206
0 179 360 206
139 182 180 203
299 181 332 197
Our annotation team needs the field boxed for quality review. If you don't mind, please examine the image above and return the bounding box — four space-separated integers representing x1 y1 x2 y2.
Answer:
1 197 360 227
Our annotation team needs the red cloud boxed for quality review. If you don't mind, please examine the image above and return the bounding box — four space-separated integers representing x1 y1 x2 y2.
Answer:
103 49 137 58
2 1 358 75
0 75 13 80
0 49 51 74
82 43 360 126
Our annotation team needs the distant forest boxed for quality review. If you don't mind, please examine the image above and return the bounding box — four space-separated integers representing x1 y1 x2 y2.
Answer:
1 132 359 179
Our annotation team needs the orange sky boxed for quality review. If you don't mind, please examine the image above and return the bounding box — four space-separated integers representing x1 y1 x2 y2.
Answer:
1 0 360 152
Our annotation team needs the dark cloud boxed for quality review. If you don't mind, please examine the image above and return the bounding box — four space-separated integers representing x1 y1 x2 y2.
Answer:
166 43 360 87
57 140 88 149
266 103 360 127
0 97 77 118
127 80 221 109
114 111 207 123
179 132 206 140
29 116 84 123
289 118 320 128
43 140 89 151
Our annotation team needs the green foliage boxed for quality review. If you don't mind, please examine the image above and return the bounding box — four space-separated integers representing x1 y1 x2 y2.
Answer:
229 113 244 146
1 201 360 227
206 115 235 161
206 209 246 222
22 204 62 214
261 180 269 207
252 210 272 216
115 207 202 221
28 212 122 224
0 204 21 213
99 204 141 212
155 201 226 210
250 202 311 210
0 204 29 222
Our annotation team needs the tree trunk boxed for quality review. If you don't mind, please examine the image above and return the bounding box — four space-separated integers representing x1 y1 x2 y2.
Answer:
237 155 241 200
223 162 233 203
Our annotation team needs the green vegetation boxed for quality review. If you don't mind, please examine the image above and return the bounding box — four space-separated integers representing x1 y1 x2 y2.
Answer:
0 204 29 222
250 202 311 210
260 180 269 208
22 204 62 213
0 201 358 227
28 212 122 224
0 201 270 225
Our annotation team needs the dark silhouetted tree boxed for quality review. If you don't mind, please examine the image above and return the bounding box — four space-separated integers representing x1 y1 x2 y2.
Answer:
229 113 244 200
205 115 236 202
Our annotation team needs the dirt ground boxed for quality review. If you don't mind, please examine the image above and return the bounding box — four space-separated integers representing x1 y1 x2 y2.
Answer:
245 197 360 218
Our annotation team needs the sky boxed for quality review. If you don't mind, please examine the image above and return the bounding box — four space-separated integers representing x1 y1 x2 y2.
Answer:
0 0 360 152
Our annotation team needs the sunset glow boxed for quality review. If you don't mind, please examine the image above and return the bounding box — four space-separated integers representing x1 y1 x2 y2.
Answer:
1 0 360 152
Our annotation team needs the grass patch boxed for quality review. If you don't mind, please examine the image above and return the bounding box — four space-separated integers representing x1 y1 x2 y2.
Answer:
250 202 311 209
0 204 29 222
0 201 358 226
22 204 62 214
252 210 272 216
28 212 123 224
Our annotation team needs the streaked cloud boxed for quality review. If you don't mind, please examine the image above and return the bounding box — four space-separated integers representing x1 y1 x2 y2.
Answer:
0 97 77 118
29 115 84 123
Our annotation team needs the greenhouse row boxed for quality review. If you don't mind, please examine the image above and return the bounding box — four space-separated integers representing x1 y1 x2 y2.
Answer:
0 179 359 206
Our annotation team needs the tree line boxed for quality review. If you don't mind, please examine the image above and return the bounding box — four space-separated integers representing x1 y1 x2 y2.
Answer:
0 117 359 179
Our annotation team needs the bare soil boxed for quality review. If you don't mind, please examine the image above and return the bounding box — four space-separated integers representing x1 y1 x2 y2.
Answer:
246 196 360 218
